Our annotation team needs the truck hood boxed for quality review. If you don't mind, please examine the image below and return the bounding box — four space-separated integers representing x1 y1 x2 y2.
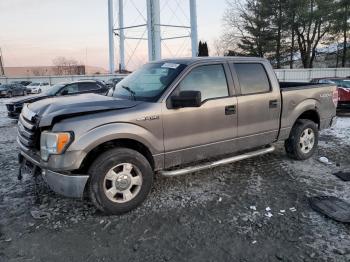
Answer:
27 93 142 127
8 93 51 105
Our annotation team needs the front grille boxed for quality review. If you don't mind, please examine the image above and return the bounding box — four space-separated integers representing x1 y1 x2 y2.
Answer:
17 111 40 150
7 104 22 114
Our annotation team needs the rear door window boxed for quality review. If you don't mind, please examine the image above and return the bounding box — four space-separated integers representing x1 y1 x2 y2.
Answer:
234 63 270 95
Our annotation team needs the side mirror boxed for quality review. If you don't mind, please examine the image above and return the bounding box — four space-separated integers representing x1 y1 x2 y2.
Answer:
171 91 201 108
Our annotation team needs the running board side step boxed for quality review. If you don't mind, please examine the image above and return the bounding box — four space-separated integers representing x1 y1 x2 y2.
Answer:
160 146 275 177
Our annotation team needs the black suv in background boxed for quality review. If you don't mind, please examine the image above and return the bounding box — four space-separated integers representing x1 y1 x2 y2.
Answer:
0 83 27 98
6 80 108 119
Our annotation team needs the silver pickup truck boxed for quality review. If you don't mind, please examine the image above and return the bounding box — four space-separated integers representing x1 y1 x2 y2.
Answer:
17 57 337 214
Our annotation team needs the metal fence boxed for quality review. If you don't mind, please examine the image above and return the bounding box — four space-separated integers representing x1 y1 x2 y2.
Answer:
274 68 350 82
0 74 128 85
1 68 350 84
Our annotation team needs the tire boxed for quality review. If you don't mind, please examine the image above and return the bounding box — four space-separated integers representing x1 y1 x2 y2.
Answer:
284 119 319 160
38 89 42 93
7 92 12 98
88 148 154 215
23 90 27 96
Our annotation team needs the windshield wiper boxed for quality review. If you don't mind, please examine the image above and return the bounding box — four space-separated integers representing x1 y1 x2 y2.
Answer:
121 85 136 101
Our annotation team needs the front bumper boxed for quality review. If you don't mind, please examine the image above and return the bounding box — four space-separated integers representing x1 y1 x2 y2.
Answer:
8 111 20 119
19 150 89 198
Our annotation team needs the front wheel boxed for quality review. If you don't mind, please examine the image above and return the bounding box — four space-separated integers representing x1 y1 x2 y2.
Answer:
88 148 154 215
284 119 319 160
7 92 12 98
23 90 27 96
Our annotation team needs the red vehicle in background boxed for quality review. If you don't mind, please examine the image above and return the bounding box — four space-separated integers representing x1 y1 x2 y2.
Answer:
311 77 350 110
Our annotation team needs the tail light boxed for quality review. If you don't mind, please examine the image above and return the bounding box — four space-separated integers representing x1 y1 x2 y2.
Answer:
333 88 339 107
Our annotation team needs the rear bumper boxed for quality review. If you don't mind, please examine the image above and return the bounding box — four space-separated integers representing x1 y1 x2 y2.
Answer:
19 149 89 198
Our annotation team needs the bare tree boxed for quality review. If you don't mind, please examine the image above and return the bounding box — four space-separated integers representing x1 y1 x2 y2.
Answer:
52 56 83 75
31 68 44 76
213 38 226 56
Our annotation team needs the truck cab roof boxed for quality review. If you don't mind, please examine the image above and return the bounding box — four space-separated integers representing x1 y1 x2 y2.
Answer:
155 56 269 66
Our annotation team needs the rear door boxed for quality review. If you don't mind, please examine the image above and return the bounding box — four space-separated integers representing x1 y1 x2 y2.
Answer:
230 62 281 150
162 63 238 168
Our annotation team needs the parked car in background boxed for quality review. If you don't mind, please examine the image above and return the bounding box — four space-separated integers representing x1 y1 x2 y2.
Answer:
0 83 27 98
11 81 32 86
27 82 51 94
311 77 350 110
17 57 337 214
6 80 108 118
106 77 123 88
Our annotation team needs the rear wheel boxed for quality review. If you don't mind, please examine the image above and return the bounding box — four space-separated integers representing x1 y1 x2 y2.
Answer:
7 92 12 98
38 89 42 93
88 148 153 215
23 90 27 96
285 119 318 160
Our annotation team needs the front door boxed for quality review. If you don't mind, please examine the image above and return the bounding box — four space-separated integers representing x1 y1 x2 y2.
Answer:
162 63 238 168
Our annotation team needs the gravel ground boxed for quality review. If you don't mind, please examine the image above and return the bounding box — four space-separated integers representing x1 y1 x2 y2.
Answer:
0 98 349 262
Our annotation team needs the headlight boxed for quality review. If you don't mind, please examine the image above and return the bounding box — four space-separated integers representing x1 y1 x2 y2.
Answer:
40 132 73 161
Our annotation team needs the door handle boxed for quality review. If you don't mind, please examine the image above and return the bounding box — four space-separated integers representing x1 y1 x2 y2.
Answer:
225 105 236 115
269 100 279 108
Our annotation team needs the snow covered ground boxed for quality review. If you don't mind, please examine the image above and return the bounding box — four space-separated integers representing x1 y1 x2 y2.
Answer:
0 97 349 261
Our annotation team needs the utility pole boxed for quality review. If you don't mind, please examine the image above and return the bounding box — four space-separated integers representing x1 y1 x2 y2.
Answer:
147 0 161 61
108 0 115 74
113 0 198 67
118 0 125 72
189 0 198 57
0 48 4 76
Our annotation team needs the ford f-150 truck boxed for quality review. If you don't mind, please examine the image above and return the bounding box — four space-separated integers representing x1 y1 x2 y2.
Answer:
17 57 337 214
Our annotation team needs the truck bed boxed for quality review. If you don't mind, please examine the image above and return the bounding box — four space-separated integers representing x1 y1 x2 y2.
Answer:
278 82 337 141
279 81 323 90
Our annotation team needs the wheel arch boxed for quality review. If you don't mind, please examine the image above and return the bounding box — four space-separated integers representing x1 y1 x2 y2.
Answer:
77 138 156 175
295 109 320 128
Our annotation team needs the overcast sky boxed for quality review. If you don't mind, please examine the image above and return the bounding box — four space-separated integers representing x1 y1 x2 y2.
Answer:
0 0 228 70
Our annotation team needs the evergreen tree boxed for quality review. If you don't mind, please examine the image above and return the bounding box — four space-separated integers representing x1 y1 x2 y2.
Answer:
198 41 209 56
334 0 350 67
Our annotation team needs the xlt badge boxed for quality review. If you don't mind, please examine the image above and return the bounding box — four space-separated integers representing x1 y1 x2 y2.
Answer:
136 115 160 121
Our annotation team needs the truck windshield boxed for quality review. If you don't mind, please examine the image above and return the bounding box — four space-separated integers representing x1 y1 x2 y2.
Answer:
45 84 65 95
110 62 186 102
